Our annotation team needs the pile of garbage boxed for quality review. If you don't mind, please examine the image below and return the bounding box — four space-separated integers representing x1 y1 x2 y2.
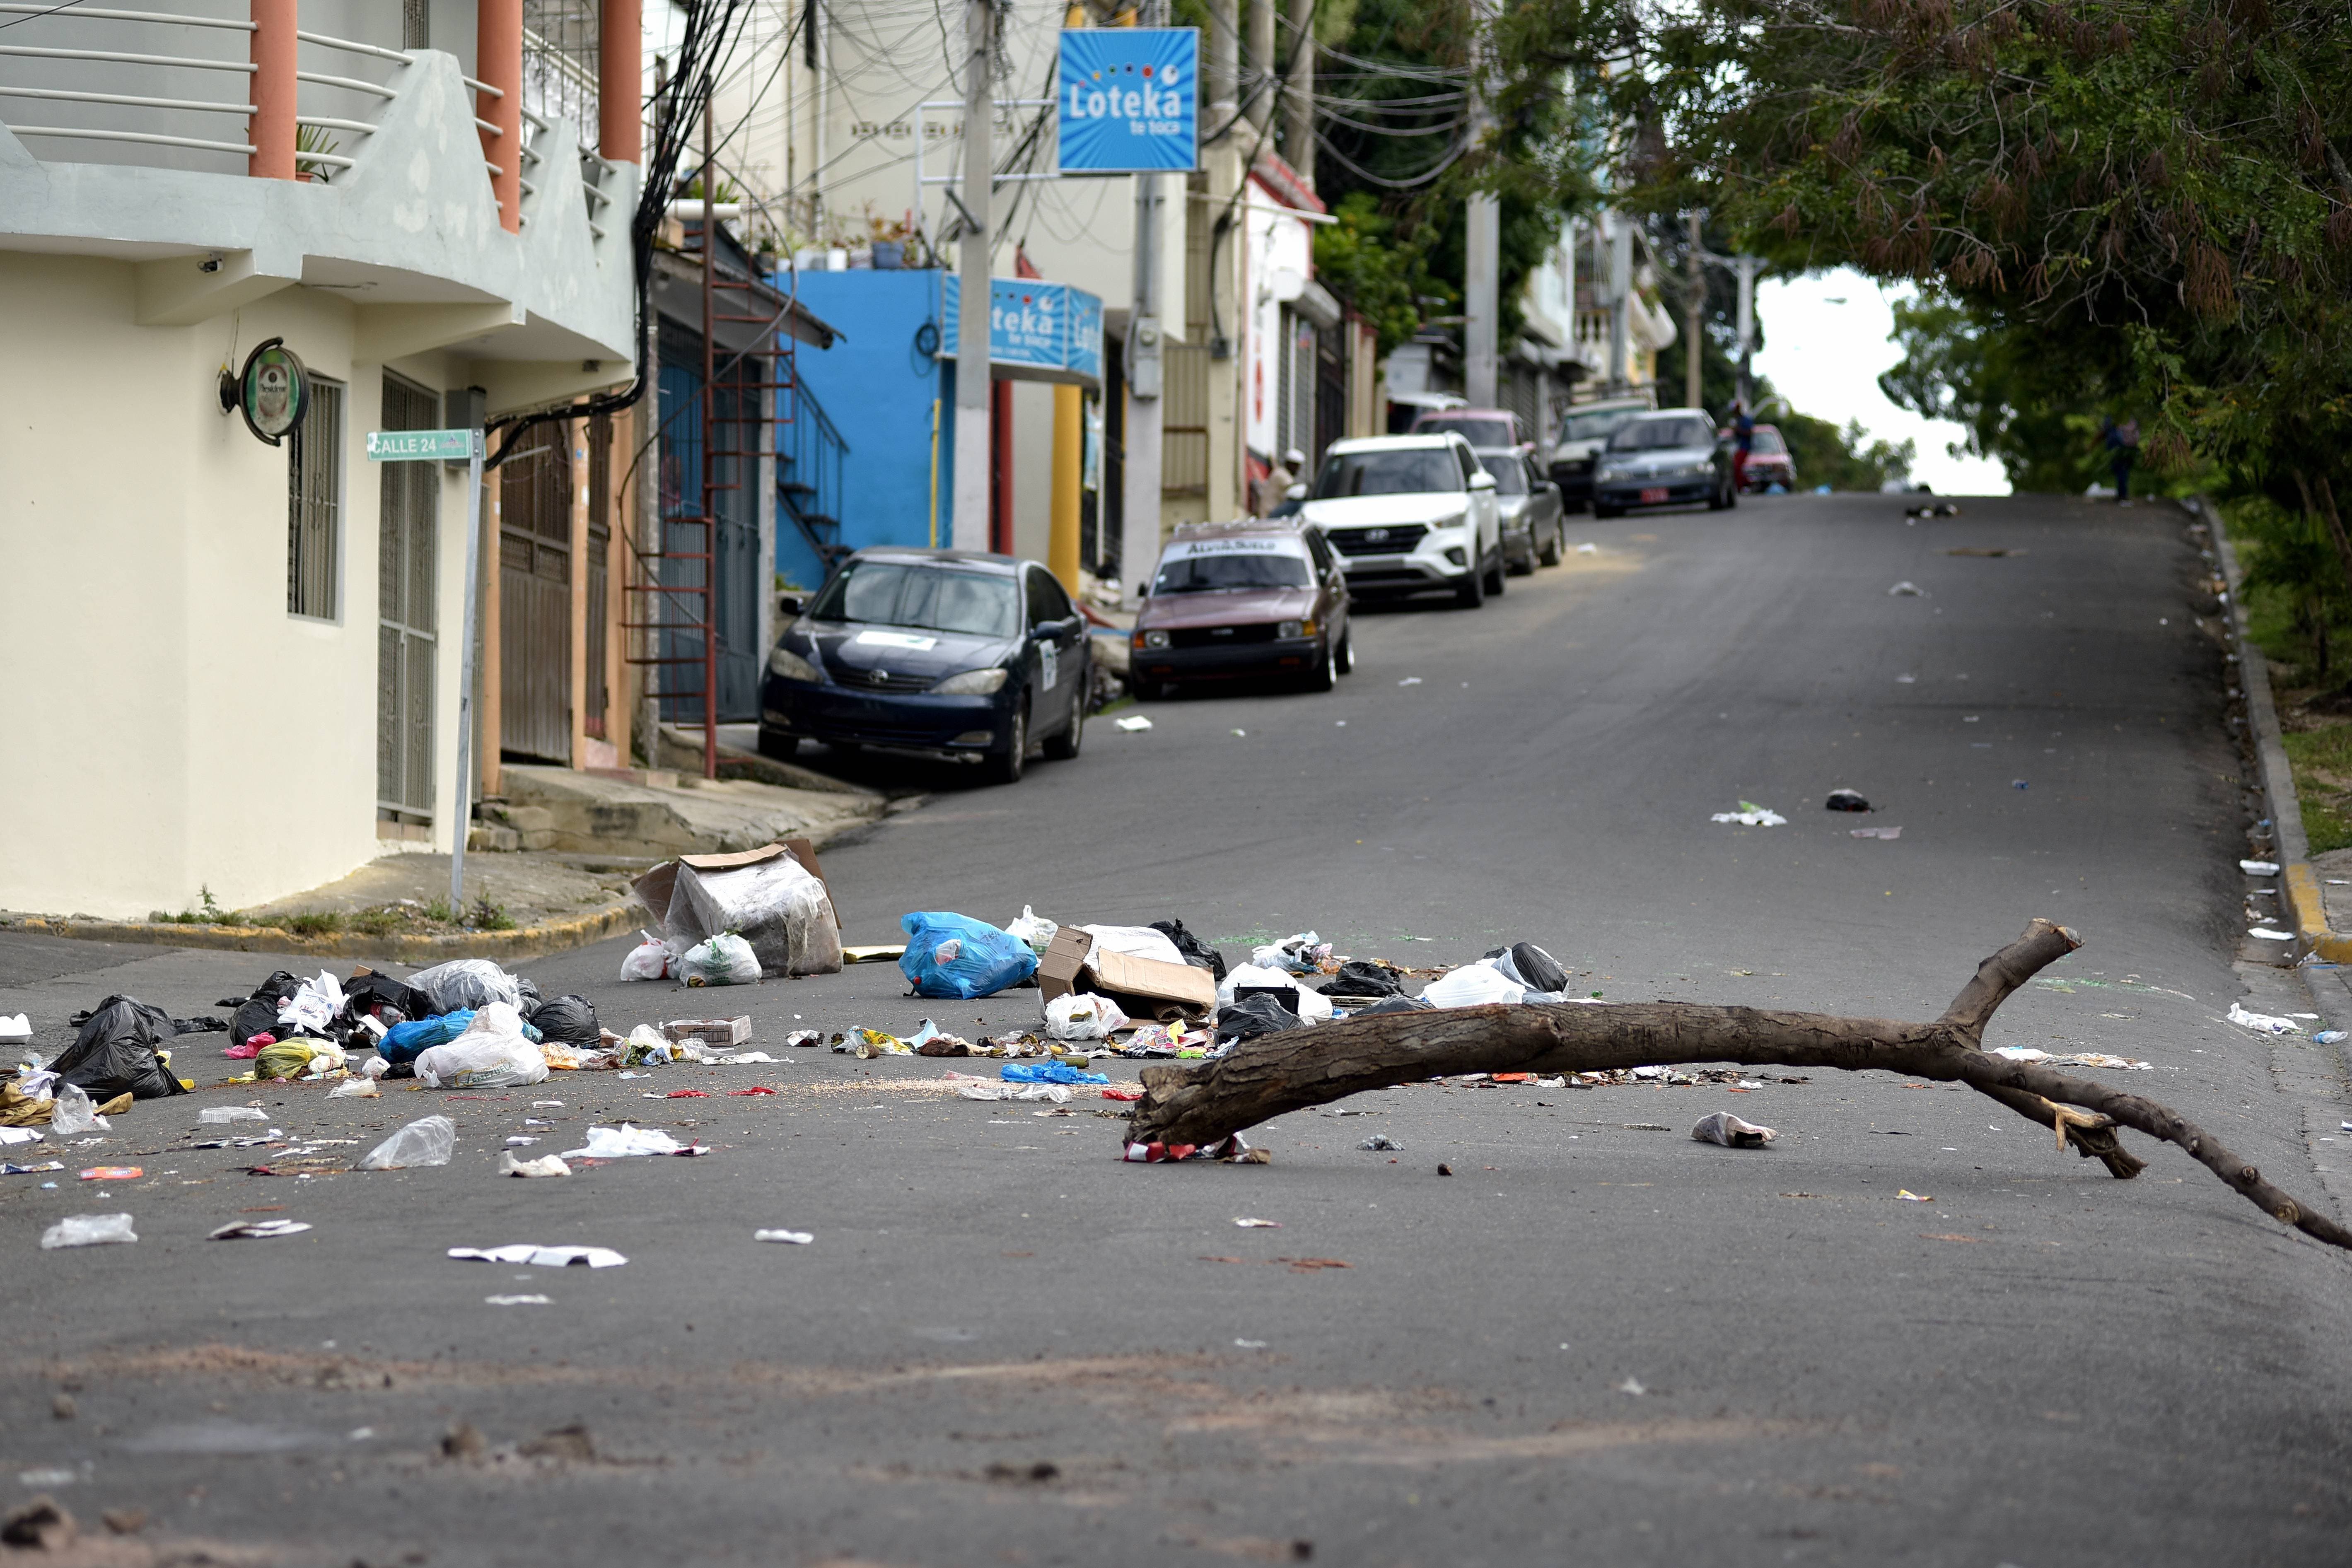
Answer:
3 997 219 1141
883 906 1589 1061
620 843 843 986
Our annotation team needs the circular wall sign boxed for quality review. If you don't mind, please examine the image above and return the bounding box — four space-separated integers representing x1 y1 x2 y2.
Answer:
236 338 310 446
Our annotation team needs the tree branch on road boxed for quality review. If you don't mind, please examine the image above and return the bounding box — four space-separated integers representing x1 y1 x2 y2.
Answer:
1129 920 2352 1251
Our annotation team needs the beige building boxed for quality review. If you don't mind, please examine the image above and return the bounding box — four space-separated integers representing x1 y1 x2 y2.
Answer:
0 1 642 919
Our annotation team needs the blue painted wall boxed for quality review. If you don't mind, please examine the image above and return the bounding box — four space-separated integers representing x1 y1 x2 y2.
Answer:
770 269 948 589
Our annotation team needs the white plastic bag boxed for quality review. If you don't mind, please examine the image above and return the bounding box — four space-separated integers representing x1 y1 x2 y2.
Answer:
48 1083 101 1137
200 1106 268 1124
1006 905 1059 954
360 1114 456 1170
679 933 762 987
357 1054 391 1080
620 930 674 982
1215 963 1335 1023
669 857 842 977
328 1076 379 1099
1251 931 1330 974
1420 963 1525 1009
406 958 523 1015
41 1213 136 1249
275 970 346 1036
1045 991 1129 1041
1079 924 1187 967
498 1150 571 1177
413 1004 549 1088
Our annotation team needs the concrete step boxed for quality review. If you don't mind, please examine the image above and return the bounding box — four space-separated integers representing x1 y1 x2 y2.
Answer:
497 764 881 859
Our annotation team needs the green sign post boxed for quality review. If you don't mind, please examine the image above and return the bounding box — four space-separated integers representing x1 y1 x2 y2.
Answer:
368 427 485 914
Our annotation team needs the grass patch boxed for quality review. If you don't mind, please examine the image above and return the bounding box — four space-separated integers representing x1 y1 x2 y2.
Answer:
470 897 516 932
353 907 405 938
278 911 345 938
2282 726 2352 853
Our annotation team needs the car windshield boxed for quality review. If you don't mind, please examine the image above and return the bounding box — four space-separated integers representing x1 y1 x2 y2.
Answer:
1314 449 1461 498
1477 455 1528 495
1153 541 1315 593
1420 416 1514 447
1608 417 1716 452
1751 428 1787 455
1562 408 1640 442
810 561 1019 638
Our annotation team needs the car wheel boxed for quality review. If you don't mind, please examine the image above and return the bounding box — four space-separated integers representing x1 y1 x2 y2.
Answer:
1508 532 1534 576
1593 502 1623 519
1455 563 1486 609
1727 478 1739 509
1707 480 1731 512
756 727 799 760
1537 523 1562 567
1043 685 1083 760
983 700 1028 785
1335 627 1354 674
1484 550 1507 596
1307 633 1339 692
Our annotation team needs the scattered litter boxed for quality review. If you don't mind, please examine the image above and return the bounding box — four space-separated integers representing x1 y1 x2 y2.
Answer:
485 1295 551 1306
560 1124 703 1160
1896 1189 1933 1202
1850 826 1903 839
413 1004 549 1089
1396 677 1422 687
2318 1031 2347 1046
497 1151 571 1178
1690 1112 1777 1148
1888 581 1925 596
2249 928 2296 941
1230 728 1246 737
1234 1339 1269 1349
1576 542 1599 555
1002 1062 1111 1086
208 1219 310 1240
1045 991 1130 1042
729 1085 780 1096
2 1161 64 1176
1115 715 1154 732
664 1088 711 1099
49 1085 105 1137
448 1244 626 1268
0 1013 26 1039
679 932 762 988
754 1230 815 1245
77 1166 142 1182
1005 907 1060 954
1990 1046 2152 1070
1711 801 1787 827
2226 1002 2303 1035
662 1016 751 1048
1904 501 1962 518
1233 1217 1282 1228
1896 673 1917 683
1617 1377 1647 1396
41 1213 136 1249
620 930 675 982
2241 859 2282 875
358 1114 456 1170
1825 789 1871 812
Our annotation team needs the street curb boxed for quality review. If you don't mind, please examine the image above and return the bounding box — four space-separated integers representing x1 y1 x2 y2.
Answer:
5 900 641 966
2206 498 2352 963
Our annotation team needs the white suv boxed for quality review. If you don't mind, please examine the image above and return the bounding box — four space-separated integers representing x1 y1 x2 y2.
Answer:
1298 434 1505 608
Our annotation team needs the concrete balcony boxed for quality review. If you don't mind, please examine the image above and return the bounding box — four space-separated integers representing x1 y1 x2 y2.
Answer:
0 5 636 412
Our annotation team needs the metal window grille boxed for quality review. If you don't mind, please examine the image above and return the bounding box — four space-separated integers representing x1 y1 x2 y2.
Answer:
377 373 438 819
287 379 343 619
403 0 429 49
522 0 599 135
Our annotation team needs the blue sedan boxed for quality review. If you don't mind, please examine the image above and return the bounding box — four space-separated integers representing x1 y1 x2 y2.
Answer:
757 548 1090 785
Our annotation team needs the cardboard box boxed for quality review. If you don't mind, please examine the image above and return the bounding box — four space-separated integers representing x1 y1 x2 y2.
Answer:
632 839 840 934
1038 928 1216 1022
662 1016 752 1047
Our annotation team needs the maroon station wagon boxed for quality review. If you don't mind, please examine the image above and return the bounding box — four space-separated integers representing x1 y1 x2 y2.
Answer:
1130 521 1355 697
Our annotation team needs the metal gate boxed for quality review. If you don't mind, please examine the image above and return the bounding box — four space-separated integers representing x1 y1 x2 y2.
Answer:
498 422 573 762
377 374 438 825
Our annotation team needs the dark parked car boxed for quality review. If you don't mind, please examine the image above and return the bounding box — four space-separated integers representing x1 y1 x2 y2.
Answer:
1478 449 1566 573
758 548 1089 784
1590 410 1737 518
1131 520 1353 697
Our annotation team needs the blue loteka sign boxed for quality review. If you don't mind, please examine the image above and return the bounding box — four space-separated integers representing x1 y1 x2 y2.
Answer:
941 277 1106 388
1056 28 1199 174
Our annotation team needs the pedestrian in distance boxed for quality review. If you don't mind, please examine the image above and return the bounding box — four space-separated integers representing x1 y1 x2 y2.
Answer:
1729 400 1756 492
2101 414 2140 505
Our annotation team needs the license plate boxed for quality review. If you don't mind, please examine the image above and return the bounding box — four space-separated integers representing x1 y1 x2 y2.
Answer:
1639 487 1670 504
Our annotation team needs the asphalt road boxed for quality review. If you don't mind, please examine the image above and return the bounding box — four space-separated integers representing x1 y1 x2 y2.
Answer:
7 491 2352 1568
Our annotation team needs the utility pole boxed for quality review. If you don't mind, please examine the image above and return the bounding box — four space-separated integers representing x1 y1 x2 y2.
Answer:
951 0 994 550
1684 211 1703 410
1283 0 1313 181
1606 211 1630 394
1693 246 1765 409
1247 0 1274 129
1461 0 1497 408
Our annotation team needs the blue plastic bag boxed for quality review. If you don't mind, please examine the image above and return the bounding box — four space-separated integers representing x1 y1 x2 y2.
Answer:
1001 1061 1110 1086
898 912 1038 999
380 1010 474 1067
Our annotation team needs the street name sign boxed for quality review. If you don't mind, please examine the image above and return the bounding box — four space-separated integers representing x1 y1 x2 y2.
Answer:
367 428 476 461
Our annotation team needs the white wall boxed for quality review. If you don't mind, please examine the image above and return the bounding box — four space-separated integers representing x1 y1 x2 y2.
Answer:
0 253 476 918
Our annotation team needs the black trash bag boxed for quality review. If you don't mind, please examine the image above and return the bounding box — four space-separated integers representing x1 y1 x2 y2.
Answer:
1482 943 1569 996
1316 959 1404 999
1151 918 1227 981
336 972 434 1036
526 994 601 1049
1215 989 1302 1046
51 996 188 1100
224 971 302 1048
1352 994 1435 1016
1825 789 1871 813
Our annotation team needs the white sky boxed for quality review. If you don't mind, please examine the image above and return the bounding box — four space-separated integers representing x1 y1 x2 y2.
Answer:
1750 267 2011 496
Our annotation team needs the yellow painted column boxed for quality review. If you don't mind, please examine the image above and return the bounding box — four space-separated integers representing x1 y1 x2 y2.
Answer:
1049 384 1083 595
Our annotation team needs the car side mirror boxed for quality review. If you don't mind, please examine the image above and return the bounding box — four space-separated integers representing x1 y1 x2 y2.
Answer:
775 591 804 618
1469 471 1496 491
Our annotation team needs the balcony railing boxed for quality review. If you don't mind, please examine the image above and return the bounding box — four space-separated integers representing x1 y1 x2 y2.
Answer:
0 4 619 239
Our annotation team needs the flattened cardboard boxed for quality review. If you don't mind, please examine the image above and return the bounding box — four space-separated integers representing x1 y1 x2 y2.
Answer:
1038 928 1215 1021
